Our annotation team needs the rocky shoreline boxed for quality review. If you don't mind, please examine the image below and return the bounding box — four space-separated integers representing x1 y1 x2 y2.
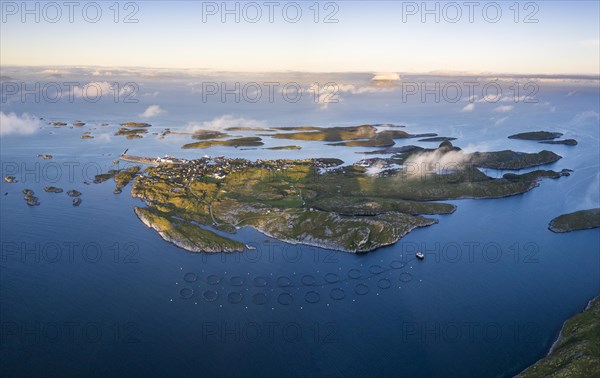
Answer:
134 207 244 253
517 296 600 377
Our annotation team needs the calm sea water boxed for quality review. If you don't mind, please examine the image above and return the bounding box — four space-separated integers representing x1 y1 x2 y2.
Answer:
1 78 599 377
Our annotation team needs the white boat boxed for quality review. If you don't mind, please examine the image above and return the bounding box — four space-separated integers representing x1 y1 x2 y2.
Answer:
416 252 425 260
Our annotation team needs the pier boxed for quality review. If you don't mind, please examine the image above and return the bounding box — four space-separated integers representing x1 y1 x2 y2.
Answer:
119 154 159 166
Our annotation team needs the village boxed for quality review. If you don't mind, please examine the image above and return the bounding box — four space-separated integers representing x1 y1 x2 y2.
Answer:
119 151 345 187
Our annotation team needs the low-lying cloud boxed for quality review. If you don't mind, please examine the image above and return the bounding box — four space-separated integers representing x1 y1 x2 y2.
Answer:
0 112 41 136
69 81 135 99
403 149 469 176
461 103 476 112
186 115 267 131
494 116 509 126
494 105 514 113
139 105 165 118
371 73 401 81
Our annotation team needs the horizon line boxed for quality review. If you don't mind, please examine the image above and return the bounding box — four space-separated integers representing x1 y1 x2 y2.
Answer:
1 64 599 79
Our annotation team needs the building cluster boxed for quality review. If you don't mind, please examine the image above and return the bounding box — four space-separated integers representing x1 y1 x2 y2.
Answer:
147 156 331 184
354 158 391 168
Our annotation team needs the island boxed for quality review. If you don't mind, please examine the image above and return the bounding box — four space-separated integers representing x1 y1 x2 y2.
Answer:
548 208 600 233
330 132 438 148
73 121 85 126
359 145 424 155
190 130 231 140
418 137 457 142
508 131 578 146
517 296 599 378
225 126 272 132
182 137 264 149
114 128 147 139
362 142 562 170
37 154 53 160
3 176 17 183
271 125 378 141
264 145 302 150
468 150 561 169
120 122 151 128
328 137 395 147
271 126 325 131
126 142 570 253
269 125 439 148
509 131 563 140
540 139 578 146
67 190 82 197
44 186 63 193
23 189 39 206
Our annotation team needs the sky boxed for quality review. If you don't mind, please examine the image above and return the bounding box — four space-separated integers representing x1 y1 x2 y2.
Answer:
1 1 599 74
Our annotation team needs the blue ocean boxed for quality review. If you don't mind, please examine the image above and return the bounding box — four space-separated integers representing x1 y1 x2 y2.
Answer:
1 74 598 377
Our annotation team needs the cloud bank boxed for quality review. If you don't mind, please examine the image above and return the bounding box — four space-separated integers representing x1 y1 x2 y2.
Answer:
186 115 267 131
461 103 476 112
0 112 41 136
403 149 469 177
